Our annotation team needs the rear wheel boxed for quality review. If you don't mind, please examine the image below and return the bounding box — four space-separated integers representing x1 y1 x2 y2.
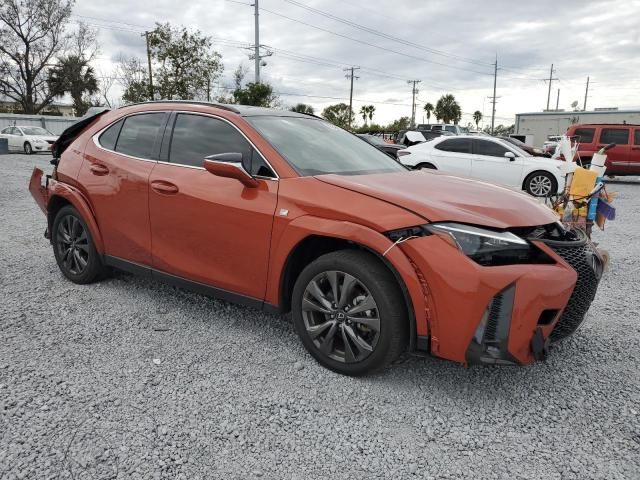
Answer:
24 142 32 155
292 250 407 376
52 205 105 284
415 162 436 170
524 171 557 197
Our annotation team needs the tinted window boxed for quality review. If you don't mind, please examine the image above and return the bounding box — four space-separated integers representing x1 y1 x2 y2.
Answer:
1 127 10 134
98 119 123 150
635 130 640 145
474 139 510 157
574 128 595 144
444 125 457 133
115 113 165 159
600 128 629 145
435 138 472 153
169 114 275 177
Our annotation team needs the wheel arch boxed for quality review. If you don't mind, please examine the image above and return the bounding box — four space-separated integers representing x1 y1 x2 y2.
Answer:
268 217 430 350
46 183 104 253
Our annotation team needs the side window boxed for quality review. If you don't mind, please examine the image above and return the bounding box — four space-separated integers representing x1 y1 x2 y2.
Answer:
634 130 640 145
169 114 275 177
14 128 23 136
574 128 595 144
1 127 10 134
474 139 510 157
444 125 457 133
435 138 472 154
98 119 124 150
600 128 629 145
115 113 166 159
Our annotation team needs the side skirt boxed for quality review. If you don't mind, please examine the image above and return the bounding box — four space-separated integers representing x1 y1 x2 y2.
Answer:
103 255 281 314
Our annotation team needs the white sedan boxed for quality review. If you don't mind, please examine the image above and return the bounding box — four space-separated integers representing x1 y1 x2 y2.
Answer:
397 135 566 197
0 125 58 154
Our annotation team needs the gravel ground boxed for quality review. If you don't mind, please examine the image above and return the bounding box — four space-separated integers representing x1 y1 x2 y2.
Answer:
1 153 639 480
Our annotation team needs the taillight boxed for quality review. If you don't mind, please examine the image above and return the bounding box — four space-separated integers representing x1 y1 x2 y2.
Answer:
397 151 411 157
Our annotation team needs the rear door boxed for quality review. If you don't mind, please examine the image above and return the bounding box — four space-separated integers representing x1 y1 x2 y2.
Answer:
148 112 278 301
6 127 20 150
78 111 168 265
598 127 630 174
471 138 524 188
430 138 472 177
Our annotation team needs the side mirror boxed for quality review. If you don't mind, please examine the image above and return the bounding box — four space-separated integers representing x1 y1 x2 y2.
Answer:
203 152 259 188
504 151 516 161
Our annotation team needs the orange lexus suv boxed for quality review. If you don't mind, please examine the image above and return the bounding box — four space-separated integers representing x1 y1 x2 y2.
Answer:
29 102 604 375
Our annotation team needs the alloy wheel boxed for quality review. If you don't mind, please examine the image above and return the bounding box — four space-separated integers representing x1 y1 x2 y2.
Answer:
301 270 380 363
529 175 553 196
56 214 90 275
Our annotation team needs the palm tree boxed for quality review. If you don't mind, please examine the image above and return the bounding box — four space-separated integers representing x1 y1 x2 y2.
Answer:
434 94 462 124
359 106 368 126
290 103 315 115
367 105 375 124
423 102 434 122
48 55 99 117
473 110 483 129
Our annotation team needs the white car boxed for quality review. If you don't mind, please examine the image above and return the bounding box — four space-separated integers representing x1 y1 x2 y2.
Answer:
0 125 58 154
397 135 566 197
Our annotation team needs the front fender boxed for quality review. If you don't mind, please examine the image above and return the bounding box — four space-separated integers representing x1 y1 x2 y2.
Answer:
265 215 431 343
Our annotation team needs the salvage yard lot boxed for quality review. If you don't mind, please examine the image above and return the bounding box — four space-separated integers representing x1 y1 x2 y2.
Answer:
1 153 639 479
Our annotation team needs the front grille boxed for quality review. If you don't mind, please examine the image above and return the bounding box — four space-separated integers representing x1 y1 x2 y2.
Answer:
547 238 601 342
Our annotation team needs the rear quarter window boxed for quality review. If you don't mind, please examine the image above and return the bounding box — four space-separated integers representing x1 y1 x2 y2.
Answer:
98 119 124 150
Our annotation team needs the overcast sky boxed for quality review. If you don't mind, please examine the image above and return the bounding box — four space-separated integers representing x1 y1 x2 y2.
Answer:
77 0 640 127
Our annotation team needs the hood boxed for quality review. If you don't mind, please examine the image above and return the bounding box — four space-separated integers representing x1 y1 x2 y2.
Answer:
315 170 559 229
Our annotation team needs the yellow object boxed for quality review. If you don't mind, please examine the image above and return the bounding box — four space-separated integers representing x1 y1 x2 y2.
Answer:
569 167 598 198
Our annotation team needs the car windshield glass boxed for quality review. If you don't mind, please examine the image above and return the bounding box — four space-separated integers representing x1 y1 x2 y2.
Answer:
361 134 386 146
247 116 406 176
21 127 51 136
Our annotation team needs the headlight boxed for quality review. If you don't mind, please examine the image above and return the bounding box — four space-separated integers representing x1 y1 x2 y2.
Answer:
33 138 45 143
423 222 553 266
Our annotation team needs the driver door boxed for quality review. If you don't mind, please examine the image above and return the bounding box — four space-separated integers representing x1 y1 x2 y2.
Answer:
471 139 524 188
149 113 279 302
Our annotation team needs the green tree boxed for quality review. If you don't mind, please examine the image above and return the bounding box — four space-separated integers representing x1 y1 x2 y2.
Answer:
0 0 75 114
321 103 354 129
472 110 483 129
435 94 462 124
233 82 278 107
148 22 222 100
116 55 149 104
358 105 375 126
47 55 98 116
386 116 410 132
423 102 434 122
290 103 314 114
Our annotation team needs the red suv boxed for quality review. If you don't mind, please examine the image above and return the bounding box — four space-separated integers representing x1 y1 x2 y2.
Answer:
29 102 604 375
565 123 640 175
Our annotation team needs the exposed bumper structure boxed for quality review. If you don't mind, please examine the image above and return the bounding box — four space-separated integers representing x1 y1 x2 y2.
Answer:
401 229 603 365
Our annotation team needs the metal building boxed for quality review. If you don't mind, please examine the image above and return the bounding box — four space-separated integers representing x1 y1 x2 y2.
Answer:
515 109 640 147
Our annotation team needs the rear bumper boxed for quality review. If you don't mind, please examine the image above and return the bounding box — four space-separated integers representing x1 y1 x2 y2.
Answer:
29 168 48 215
401 232 602 365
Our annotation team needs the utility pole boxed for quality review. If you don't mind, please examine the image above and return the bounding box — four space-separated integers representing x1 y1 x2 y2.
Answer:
408 80 421 128
344 67 360 129
545 64 558 110
143 31 154 100
583 76 590 111
556 88 560 110
254 0 260 83
490 55 498 135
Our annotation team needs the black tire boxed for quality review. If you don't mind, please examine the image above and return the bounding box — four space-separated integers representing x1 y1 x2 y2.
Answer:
24 142 32 155
524 171 557 197
52 205 105 284
292 250 407 376
415 162 436 170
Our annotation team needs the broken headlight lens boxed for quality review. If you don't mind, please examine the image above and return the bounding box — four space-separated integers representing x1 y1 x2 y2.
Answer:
424 222 552 266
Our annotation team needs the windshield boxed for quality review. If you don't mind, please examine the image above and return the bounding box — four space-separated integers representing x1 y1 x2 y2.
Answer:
247 116 406 176
21 127 52 136
502 140 530 157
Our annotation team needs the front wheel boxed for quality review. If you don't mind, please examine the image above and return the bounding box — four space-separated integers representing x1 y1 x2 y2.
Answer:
52 205 105 284
292 250 407 376
24 142 33 155
524 171 557 197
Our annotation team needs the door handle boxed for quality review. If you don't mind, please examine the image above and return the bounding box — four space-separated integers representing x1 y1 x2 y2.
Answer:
89 163 109 175
150 180 179 195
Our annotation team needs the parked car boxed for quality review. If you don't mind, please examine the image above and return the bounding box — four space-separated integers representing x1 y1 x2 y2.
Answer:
543 135 562 155
29 102 603 375
356 134 404 158
499 136 549 157
0 125 58 154
565 124 640 175
417 123 467 135
397 135 565 197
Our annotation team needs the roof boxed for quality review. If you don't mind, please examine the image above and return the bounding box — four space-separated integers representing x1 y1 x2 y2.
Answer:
515 109 640 117
120 100 313 118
